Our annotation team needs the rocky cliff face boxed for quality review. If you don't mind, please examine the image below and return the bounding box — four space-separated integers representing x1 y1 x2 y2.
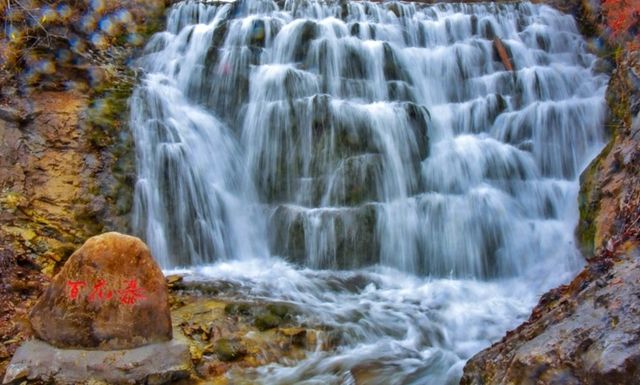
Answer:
1 90 103 275
578 53 640 259
0 87 102 377
0 1 167 377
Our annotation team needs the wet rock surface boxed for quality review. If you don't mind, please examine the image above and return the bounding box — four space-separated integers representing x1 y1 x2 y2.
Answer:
29 232 172 349
461 247 640 385
168 284 332 384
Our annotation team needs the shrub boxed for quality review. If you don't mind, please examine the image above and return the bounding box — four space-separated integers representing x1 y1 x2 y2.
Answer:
0 0 166 89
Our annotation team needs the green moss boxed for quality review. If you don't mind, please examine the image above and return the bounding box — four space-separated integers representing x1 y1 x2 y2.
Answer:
87 77 135 146
576 49 634 257
224 303 253 316
214 338 247 362
266 303 296 319
577 147 606 256
254 311 282 331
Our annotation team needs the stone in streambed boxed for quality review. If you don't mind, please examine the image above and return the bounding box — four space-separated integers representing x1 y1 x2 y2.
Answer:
493 37 514 72
254 311 282 331
214 338 247 362
254 303 298 331
28 232 172 349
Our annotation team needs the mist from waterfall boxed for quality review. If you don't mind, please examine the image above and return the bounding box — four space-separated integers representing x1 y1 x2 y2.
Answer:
130 0 608 383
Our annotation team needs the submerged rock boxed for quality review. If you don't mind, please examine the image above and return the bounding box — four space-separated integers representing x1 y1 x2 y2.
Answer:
29 232 172 349
214 338 247 362
493 37 514 72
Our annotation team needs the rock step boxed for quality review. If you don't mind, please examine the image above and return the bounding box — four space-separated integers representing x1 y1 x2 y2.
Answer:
2 339 190 385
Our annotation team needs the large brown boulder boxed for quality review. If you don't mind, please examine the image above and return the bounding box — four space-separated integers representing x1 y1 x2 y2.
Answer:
29 232 172 349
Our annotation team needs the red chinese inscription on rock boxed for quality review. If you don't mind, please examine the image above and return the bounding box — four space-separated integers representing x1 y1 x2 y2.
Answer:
66 278 147 305
67 281 86 300
88 279 113 301
119 279 146 305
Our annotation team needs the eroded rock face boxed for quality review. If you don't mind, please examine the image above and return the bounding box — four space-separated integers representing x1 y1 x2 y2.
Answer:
460 248 640 385
29 232 172 349
578 52 640 258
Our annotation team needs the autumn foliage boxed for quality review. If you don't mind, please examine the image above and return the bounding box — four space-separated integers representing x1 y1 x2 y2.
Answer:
601 0 640 49
0 0 166 87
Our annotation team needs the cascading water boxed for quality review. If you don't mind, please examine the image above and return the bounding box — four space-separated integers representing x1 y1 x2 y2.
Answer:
130 0 608 383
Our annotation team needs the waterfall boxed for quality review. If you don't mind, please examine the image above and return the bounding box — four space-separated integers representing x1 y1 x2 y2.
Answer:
130 0 607 383
131 0 606 275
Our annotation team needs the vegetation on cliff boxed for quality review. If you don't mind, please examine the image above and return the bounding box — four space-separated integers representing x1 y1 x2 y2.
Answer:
601 0 640 49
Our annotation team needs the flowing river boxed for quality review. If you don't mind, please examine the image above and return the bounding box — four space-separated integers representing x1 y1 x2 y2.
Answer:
130 0 608 383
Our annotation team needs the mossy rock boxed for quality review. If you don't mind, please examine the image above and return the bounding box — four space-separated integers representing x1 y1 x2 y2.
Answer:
278 328 308 348
577 144 609 257
214 338 247 362
253 302 298 331
224 302 253 316
266 303 295 319
254 311 282 331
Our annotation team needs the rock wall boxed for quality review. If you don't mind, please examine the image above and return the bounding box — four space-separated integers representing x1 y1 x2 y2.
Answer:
578 53 640 258
1 90 102 275
0 87 103 377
